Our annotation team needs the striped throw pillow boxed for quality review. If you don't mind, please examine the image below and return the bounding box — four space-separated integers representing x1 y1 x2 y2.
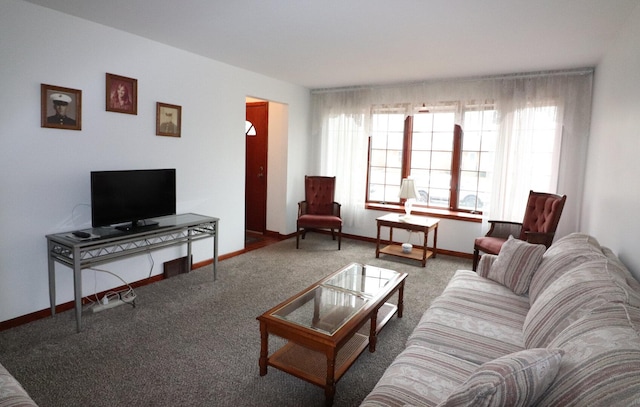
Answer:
483 236 545 295
437 348 564 407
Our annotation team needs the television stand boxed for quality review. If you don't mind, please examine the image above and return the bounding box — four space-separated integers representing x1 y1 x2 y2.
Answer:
115 219 159 232
46 213 219 332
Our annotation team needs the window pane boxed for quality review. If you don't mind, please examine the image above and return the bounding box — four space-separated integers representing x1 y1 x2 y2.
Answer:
411 133 432 150
411 151 431 169
408 110 455 209
433 112 455 131
460 107 497 212
463 131 481 151
460 151 480 172
386 149 402 169
432 133 453 151
387 132 404 150
369 167 386 184
370 149 387 166
431 151 452 170
368 110 406 202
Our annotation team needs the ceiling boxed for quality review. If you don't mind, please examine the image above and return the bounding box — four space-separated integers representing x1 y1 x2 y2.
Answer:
23 0 639 89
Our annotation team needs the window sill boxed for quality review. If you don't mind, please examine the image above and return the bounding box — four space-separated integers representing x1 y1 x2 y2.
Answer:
365 203 482 223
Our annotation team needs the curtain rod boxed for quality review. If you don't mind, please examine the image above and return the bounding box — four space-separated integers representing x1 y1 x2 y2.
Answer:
311 67 594 94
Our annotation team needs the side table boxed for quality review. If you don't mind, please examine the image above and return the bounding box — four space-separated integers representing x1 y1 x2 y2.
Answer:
376 213 439 267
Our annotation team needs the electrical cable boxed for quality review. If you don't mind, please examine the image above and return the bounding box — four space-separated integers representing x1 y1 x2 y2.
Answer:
71 203 91 228
86 267 137 310
146 247 155 278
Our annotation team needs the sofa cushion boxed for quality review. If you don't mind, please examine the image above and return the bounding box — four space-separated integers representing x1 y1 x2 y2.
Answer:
535 303 640 407
523 258 640 349
437 348 564 407
0 362 38 407
407 270 528 365
478 236 545 295
528 233 604 305
360 345 478 407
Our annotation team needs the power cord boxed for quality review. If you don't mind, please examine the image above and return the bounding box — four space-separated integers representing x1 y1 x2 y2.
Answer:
146 247 155 278
87 267 137 311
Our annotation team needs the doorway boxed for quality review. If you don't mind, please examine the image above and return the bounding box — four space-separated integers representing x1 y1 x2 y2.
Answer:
245 101 268 238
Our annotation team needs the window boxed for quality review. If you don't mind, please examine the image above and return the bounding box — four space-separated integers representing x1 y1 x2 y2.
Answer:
368 107 406 203
367 102 497 214
458 106 497 212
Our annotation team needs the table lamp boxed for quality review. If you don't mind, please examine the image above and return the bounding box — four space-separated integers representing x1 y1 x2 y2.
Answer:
399 178 419 218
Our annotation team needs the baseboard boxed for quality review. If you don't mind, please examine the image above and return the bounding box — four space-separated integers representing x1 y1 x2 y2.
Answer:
0 265 193 332
0 233 471 332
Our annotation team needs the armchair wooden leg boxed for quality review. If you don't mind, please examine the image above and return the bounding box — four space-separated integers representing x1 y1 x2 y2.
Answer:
296 228 300 249
472 248 480 271
338 228 342 250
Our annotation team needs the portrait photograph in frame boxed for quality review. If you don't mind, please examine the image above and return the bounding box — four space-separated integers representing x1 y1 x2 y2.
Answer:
156 102 181 137
106 73 137 115
41 84 82 131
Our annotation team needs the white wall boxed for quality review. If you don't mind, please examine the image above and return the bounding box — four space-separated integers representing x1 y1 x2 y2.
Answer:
0 1 311 323
265 102 290 234
584 4 640 279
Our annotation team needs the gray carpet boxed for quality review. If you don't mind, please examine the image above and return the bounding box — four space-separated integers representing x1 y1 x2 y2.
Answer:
0 234 472 407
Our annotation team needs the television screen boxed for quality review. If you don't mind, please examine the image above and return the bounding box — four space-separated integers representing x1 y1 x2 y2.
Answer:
91 169 176 230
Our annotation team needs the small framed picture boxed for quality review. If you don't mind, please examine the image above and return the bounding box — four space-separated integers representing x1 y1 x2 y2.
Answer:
156 102 181 137
106 73 137 115
41 84 82 130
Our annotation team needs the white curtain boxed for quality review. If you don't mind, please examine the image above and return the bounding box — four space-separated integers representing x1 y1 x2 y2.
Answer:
311 70 593 238
311 95 370 227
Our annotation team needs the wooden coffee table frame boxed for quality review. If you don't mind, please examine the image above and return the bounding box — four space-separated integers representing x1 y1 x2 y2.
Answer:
257 264 407 406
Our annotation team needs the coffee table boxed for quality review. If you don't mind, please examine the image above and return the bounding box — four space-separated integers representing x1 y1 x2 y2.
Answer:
257 263 407 405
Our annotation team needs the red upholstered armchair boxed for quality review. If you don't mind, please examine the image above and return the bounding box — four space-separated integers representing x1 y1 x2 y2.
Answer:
296 176 343 249
472 190 566 270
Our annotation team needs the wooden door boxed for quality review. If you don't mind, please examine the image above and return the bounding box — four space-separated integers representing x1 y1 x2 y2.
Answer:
245 102 268 233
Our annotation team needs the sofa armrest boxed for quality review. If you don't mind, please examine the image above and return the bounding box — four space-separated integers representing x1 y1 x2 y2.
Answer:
0 363 38 406
476 253 499 277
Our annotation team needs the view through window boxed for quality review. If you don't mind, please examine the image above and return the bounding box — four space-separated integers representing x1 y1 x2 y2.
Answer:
367 102 558 215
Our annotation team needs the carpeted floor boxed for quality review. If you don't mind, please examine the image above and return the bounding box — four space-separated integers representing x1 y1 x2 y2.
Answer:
0 233 472 407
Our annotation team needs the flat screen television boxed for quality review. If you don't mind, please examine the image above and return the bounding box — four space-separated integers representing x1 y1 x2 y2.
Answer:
91 169 176 231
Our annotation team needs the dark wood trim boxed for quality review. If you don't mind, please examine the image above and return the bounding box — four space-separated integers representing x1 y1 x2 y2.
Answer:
0 274 163 332
365 202 482 223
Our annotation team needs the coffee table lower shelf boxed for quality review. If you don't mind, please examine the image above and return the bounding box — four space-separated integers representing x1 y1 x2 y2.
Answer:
379 244 434 263
266 302 397 388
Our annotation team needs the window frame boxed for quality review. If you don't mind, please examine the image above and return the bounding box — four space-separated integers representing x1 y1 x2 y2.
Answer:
365 102 496 220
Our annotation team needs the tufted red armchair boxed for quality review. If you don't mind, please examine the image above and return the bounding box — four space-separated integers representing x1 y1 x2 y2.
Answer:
472 190 566 270
296 176 343 249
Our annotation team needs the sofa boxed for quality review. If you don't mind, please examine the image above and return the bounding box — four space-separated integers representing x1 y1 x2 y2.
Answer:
0 362 37 406
361 233 640 406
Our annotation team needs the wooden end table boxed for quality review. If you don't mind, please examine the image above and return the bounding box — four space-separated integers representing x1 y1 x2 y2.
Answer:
376 213 439 267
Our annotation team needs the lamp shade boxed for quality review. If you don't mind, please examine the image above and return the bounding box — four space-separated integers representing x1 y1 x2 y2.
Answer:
399 178 419 200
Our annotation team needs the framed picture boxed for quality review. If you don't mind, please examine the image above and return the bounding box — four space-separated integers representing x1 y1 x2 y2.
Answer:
156 102 181 137
106 73 137 115
41 84 82 130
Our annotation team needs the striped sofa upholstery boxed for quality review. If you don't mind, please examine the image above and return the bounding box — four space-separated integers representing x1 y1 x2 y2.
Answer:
361 233 640 407
0 362 38 406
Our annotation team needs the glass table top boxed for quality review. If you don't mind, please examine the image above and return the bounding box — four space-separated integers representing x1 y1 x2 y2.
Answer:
271 263 400 335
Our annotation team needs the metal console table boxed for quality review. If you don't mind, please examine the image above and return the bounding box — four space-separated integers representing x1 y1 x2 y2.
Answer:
46 213 219 332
